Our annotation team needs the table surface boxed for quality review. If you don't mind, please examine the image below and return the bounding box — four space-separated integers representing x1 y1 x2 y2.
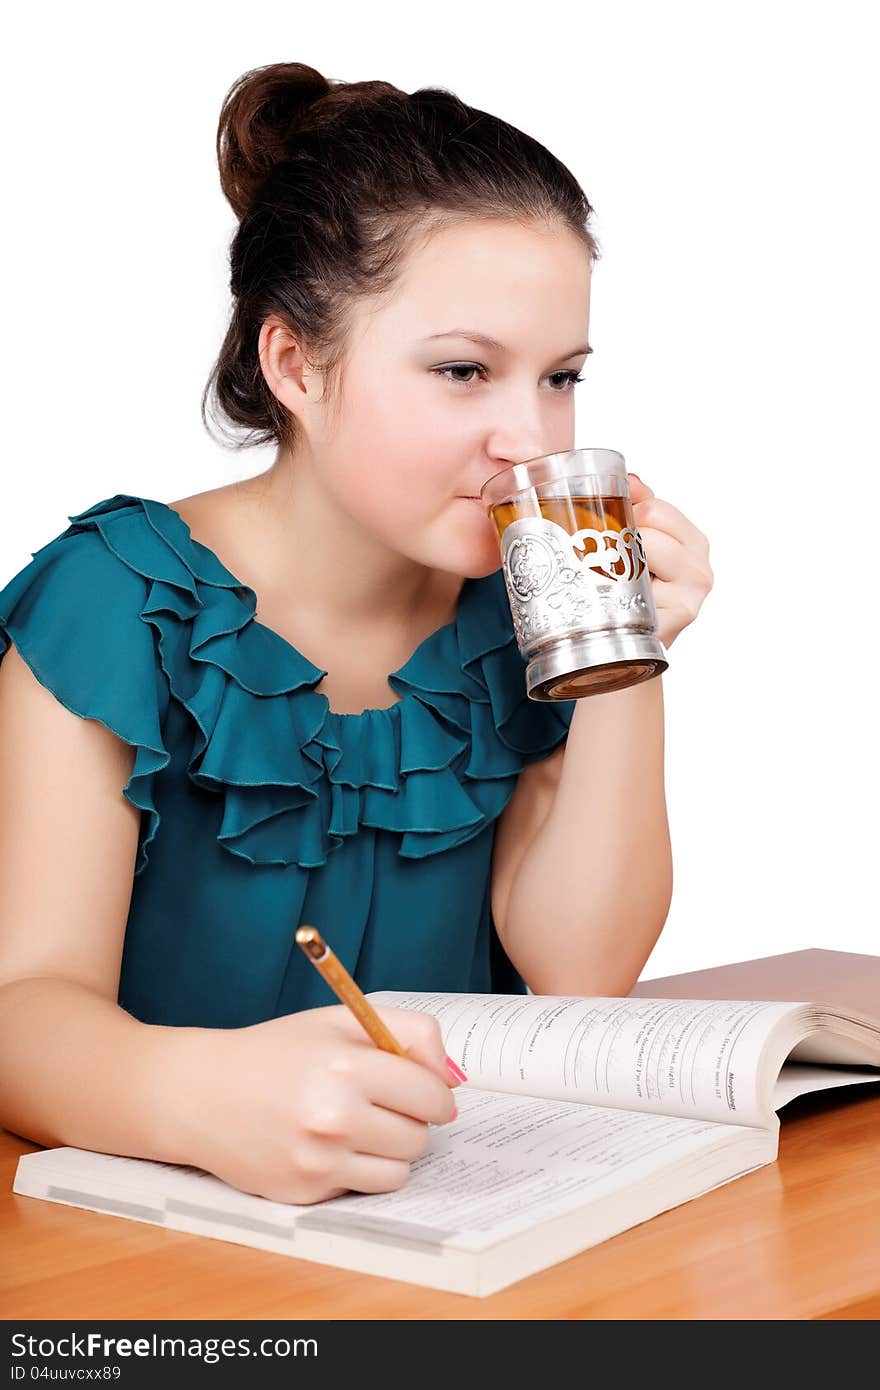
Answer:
3 948 879 1320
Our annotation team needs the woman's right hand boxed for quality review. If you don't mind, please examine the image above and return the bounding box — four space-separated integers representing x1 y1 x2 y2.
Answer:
174 1005 462 1205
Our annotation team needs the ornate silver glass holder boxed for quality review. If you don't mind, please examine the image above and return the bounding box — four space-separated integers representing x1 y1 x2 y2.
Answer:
481 448 669 701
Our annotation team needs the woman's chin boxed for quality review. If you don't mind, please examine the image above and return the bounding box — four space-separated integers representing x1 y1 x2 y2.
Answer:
449 537 504 581
474 548 504 579
417 503 503 579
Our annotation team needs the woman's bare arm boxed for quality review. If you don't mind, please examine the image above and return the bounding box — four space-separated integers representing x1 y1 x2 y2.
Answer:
0 641 199 1161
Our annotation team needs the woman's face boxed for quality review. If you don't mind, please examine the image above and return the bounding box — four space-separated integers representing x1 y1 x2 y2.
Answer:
283 216 592 579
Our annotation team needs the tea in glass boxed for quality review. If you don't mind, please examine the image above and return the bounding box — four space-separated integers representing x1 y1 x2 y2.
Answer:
481 448 668 700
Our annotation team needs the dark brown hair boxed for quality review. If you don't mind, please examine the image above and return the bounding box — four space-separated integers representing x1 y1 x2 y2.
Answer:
202 62 601 452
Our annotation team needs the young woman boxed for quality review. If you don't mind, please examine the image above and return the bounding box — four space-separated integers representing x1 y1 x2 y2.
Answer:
0 63 713 1204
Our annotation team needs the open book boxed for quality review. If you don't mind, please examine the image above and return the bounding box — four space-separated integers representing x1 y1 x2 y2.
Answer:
13 991 880 1297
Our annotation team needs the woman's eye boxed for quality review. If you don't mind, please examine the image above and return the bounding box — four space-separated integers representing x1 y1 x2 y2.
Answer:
432 364 586 391
436 363 484 386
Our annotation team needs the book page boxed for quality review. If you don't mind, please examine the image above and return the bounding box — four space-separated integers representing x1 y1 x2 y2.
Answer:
789 1029 880 1065
292 1086 775 1254
773 1063 880 1109
368 991 806 1128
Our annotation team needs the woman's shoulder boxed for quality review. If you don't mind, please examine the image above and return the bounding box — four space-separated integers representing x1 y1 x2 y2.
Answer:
0 490 248 629
0 495 161 656
0 495 176 876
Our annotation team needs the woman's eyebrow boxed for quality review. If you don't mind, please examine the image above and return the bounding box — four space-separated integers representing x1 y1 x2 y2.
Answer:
423 330 592 357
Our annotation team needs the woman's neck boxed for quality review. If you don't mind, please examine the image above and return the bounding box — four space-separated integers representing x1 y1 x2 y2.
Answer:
168 458 466 714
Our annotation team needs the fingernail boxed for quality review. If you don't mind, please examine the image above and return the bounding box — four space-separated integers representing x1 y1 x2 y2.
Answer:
628 472 642 483
450 1105 458 1120
445 1055 468 1084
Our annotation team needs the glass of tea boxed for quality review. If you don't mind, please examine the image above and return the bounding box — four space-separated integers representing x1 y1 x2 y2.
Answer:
480 447 669 701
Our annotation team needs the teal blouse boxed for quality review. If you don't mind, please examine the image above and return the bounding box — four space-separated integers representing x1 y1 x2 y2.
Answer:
0 494 575 1028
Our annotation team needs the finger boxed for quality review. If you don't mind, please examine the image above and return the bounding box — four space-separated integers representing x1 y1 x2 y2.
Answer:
339 1152 414 1196
651 576 704 621
359 1047 459 1126
351 1098 445 1163
633 498 707 554
331 1004 452 1085
627 473 655 500
631 525 686 582
373 1005 454 1083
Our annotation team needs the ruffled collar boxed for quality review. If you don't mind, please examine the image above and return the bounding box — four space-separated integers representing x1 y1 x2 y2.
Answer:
61 493 575 869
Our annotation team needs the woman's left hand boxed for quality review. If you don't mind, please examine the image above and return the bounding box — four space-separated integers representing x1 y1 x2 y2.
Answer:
626 472 714 650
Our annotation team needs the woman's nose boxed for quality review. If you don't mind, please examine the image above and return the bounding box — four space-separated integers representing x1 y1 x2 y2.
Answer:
487 435 565 468
484 398 567 469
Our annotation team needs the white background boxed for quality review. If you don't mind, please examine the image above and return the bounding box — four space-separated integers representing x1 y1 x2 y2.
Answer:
2 1 877 979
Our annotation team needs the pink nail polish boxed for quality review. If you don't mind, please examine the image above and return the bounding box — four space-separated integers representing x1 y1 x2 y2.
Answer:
450 1105 458 1120
445 1055 468 1083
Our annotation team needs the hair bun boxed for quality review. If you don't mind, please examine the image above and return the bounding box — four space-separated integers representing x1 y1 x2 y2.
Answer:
216 62 332 219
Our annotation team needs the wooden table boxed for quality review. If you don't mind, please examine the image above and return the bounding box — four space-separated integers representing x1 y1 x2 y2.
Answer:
2 949 878 1319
